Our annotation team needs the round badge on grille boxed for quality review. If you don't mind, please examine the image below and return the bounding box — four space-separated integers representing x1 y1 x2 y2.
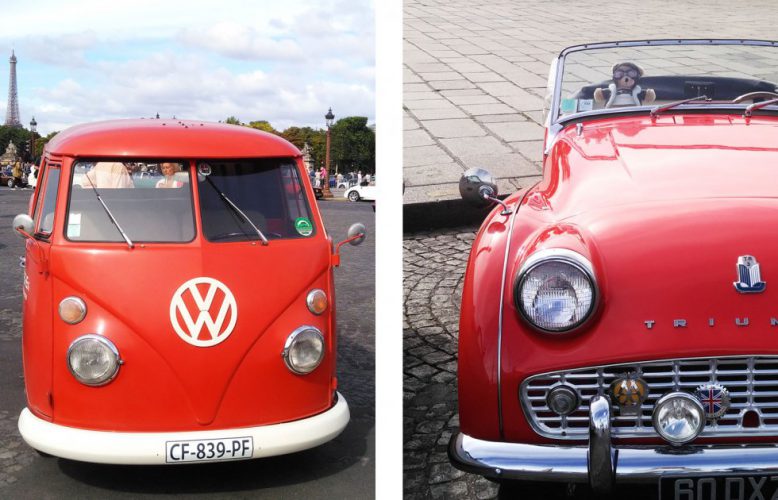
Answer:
694 384 731 420
609 374 649 411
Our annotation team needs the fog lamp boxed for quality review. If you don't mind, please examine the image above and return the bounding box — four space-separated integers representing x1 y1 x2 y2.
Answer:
67 335 121 386
306 289 328 315
652 392 705 445
546 385 580 416
59 296 87 324
283 326 325 374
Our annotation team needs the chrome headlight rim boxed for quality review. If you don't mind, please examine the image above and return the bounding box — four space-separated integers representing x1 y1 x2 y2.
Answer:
282 326 325 375
514 248 598 333
306 289 328 315
652 391 705 445
66 334 121 387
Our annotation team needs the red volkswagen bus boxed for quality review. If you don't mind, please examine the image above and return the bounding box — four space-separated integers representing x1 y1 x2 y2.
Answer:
12 119 365 464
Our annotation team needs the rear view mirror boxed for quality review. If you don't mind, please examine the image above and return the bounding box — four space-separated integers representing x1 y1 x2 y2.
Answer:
459 168 498 207
346 223 367 246
459 168 512 215
12 213 34 239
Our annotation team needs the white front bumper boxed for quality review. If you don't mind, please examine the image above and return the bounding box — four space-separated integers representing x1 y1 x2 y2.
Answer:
18 393 349 464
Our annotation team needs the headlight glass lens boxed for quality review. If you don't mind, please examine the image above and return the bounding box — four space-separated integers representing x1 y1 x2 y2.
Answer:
67 335 120 386
653 392 705 445
284 327 325 374
518 259 594 331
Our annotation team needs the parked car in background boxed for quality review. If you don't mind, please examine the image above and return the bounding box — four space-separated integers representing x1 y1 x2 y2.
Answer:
1 166 27 188
11 118 367 465
451 39 778 498
344 183 376 202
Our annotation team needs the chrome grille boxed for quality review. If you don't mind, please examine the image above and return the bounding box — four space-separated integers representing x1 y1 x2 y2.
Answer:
521 356 778 439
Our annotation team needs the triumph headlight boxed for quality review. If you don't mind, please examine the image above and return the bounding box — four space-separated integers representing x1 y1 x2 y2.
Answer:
67 335 121 386
515 249 596 332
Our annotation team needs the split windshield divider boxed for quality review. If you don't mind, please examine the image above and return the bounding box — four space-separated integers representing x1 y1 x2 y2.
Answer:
203 174 269 245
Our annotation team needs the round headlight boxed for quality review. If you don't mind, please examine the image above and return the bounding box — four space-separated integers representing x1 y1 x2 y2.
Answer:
283 326 325 374
306 289 328 315
652 392 705 445
515 249 596 332
67 335 121 386
59 296 87 324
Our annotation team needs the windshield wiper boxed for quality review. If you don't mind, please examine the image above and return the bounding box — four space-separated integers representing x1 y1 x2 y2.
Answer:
744 98 778 117
650 95 709 119
83 171 134 249
203 175 268 245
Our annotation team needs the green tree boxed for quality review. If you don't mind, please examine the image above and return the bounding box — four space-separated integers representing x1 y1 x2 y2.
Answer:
224 116 241 125
329 117 375 174
0 125 38 162
34 131 58 160
247 120 277 134
281 126 326 167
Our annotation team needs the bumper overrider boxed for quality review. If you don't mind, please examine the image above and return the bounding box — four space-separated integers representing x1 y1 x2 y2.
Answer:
449 395 778 494
18 392 349 464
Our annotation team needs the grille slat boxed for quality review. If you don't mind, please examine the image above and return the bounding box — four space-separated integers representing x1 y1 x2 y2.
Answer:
521 356 778 440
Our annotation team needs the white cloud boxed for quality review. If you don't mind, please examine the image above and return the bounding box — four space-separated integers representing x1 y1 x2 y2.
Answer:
0 0 374 135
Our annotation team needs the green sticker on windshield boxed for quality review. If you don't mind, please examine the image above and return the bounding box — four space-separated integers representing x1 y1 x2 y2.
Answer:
294 217 313 236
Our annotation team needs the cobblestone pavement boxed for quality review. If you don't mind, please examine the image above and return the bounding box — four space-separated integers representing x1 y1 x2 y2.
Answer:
403 227 500 499
403 0 778 204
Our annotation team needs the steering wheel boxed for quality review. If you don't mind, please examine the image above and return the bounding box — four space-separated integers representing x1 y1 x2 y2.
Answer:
732 91 778 103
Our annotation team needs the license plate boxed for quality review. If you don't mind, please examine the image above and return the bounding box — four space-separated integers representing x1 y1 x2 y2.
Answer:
659 474 778 500
165 436 253 463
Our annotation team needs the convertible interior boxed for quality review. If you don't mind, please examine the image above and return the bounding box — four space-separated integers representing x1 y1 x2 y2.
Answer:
573 75 778 108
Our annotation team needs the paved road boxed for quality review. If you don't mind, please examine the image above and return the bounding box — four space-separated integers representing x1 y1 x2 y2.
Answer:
0 188 374 499
403 0 778 204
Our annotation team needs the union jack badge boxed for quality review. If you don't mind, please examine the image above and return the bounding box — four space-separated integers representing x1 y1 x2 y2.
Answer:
734 255 766 293
694 384 730 420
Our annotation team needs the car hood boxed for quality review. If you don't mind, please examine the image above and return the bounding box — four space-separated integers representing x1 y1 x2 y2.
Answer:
538 114 778 220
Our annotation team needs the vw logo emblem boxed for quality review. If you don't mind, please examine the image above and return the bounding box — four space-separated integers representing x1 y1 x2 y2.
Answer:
170 277 238 347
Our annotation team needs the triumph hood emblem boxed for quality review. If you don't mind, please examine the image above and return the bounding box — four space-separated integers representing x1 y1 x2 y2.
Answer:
734 255 766 293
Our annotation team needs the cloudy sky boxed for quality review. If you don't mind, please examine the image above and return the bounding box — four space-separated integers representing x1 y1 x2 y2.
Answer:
0 0 374 135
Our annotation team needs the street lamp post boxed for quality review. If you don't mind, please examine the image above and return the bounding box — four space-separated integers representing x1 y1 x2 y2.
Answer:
322 107 334 199
29 117 37 164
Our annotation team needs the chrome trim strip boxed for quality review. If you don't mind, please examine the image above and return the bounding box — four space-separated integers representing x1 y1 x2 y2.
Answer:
449 431 778 484
588 395 615 494
496 189 532 437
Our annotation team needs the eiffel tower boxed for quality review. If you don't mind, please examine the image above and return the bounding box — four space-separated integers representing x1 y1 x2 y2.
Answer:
5 50 20 127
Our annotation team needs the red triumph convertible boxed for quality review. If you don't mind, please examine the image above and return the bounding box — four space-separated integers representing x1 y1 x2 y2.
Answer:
11 119 365 464
450 39 778 498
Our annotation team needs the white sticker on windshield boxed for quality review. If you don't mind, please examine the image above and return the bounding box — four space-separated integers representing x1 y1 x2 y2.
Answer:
67 213 82 238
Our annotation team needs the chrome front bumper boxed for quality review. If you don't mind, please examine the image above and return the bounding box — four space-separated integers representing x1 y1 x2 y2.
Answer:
449 395 778 493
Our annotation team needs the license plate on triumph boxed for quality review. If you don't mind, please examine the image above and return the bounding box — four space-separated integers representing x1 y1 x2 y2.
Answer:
659 474 778 500
165 436 253 463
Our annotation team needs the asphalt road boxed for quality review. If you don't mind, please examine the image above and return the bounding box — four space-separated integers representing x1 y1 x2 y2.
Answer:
0 187 374 499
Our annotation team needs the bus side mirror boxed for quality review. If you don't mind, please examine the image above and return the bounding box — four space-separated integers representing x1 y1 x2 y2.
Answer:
346 223 366 246
12 213 34 239
332 223 367 267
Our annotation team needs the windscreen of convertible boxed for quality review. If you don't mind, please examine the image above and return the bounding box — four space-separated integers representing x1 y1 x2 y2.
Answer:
66 160 195 242
552 42 778 121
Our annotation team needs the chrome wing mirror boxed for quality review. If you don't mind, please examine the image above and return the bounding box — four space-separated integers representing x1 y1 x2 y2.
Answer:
332 222 367 267
459 168 512 215
12 213 34 239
